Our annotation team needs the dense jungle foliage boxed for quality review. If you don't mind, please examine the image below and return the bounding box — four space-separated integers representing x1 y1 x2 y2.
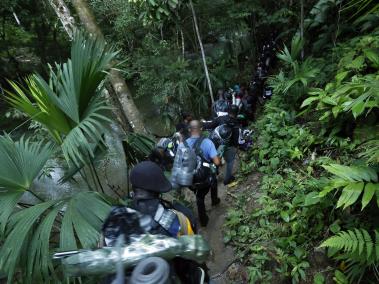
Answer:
0 0 378 283
224 1 379 283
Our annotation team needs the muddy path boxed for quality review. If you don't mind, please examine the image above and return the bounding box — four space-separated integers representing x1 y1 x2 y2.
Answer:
170 153 263 283
199 180 238 283
183 161 262 283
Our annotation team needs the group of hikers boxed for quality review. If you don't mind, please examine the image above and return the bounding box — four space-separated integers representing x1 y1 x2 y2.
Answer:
96 87 255 283
98 41 277 282
59 41 277 283
134 88 250 230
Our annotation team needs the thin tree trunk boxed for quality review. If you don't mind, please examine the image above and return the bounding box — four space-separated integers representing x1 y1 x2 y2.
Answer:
189 0 214 104
180 29 185 58
50 0 147 134
49 0 76 39
71 0 146 134
300 0 304 60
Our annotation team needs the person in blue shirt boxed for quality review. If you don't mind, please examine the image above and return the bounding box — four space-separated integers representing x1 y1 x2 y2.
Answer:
186 120 221 226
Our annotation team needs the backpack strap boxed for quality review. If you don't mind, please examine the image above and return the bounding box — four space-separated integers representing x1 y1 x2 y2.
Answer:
193 136 207 162
183 140 189 148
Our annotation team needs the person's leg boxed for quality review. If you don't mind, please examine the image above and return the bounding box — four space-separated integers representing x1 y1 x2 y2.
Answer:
210 175 220 205
195 186 210 226
224 146 237 184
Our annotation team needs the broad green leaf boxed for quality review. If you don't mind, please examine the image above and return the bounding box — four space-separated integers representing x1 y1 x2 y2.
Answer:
323 164 377 182
335 71 349 83
338 182 364 209
361 183 377 210
319 186 335 197
321 97 337 106
352 101 365 118
280 211 290 222
347 55 365 70
313 272 325 284
363 48 379 66
0 135 53 192
303 192 321 206
27 204 63 282
6 34 116 168
301 96 319 108
319 111 331 120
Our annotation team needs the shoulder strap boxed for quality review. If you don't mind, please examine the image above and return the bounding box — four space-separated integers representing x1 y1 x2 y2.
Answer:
194 136 207 161
194 136 204 152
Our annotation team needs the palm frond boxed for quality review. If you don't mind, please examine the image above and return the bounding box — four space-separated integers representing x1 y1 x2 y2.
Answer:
123 133 155 166
0 192 111 282
60 96 112 166
6 76 71 143
0 200 57 282
5 33 118 167
0 134 53 192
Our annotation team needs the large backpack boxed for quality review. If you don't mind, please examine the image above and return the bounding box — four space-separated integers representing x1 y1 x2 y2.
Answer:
171 141 197 187
191 137 213 188
213 99 229 117
208 124 233 148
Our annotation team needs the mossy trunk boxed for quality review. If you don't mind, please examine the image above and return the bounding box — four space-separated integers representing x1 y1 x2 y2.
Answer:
50 0 147 134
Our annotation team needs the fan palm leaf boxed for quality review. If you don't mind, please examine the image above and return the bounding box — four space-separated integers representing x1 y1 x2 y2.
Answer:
6 33 118 166
5 76 71 143
123 133 155 166
0 192 111 283
0 135 53 233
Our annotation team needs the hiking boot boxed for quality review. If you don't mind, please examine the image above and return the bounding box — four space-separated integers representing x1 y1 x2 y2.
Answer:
212 198 221 206
223 176 236 186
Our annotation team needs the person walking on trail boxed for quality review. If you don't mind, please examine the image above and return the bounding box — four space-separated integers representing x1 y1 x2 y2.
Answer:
129 161 196 237
203 105 240 185
102 161 208 283
175 113 193 141
212 89 230 118
186 120 221 227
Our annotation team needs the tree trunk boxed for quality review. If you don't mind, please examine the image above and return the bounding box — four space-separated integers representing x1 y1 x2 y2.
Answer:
71 0 146 134
49 0 76 40
180 29 185 58
189 0 214 104
50 0 147 134
300 0 304 60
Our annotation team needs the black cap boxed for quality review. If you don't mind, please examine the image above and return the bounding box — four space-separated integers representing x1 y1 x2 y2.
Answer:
130 161 172 193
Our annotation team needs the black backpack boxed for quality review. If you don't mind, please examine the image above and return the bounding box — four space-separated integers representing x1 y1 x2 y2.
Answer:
191 137 212 188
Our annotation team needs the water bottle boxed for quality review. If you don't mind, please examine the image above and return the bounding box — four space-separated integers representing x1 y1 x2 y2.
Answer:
171 144 196 187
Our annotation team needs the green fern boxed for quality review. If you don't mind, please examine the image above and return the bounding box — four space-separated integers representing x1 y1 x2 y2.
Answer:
321 229 379 282
321 229 376 260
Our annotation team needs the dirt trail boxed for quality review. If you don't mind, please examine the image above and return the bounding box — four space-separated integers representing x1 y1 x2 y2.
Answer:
199 181 238 283
199 170 262 283
178 159 262 283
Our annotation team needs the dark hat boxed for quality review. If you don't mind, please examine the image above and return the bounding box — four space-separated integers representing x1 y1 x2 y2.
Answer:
130 161 172 193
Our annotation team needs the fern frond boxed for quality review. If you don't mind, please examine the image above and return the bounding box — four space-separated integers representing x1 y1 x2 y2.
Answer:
320 229 378 261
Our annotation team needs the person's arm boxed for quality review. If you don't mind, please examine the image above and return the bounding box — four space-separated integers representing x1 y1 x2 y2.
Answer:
207 139 221 166
212 156 221 166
